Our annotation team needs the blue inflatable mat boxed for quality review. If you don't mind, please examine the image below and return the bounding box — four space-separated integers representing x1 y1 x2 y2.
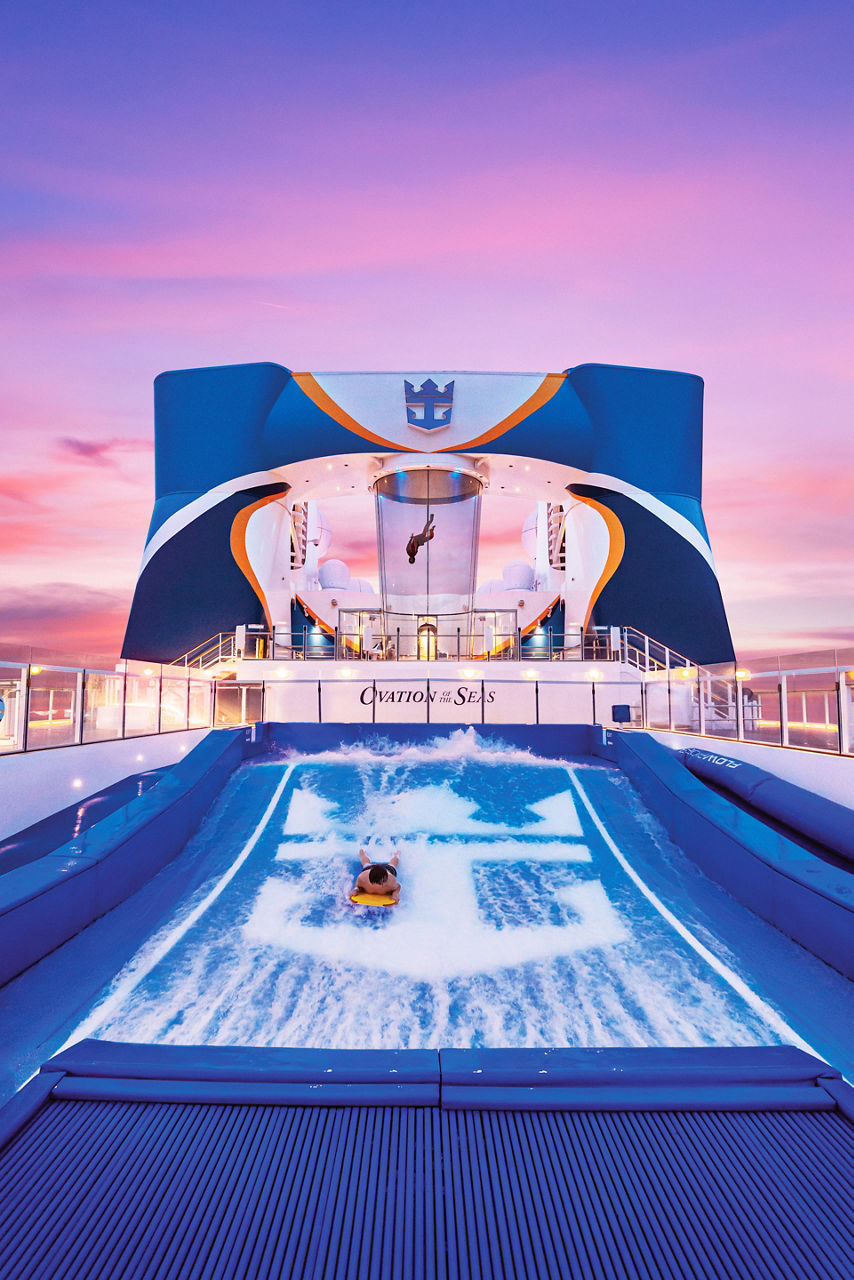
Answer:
682 749 853 865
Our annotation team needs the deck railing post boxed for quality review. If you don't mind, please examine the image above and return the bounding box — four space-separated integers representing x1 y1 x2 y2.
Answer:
779 676 789 746
665 649 673 731
535 681 540 725
372 679 376 725
21 664 31 752
836 678 849 755
74 670 85 744
120 664 128 739
317 680 322 724
735 676 745 741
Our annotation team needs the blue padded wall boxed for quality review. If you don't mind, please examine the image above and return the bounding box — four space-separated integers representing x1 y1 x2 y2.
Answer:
0 729 247 987
613 732 854 978
682 747 854 864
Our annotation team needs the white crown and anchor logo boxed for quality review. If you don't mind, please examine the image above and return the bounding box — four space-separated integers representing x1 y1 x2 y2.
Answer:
404 377 455 432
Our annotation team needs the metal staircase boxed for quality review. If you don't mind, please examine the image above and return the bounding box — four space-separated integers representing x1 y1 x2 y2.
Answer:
547 502 565 569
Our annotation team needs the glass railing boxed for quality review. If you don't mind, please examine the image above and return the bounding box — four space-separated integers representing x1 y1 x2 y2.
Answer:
0 660 216 755
2 642 850 756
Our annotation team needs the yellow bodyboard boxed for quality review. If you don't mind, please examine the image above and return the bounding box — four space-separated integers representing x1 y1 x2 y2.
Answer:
349 891 398 907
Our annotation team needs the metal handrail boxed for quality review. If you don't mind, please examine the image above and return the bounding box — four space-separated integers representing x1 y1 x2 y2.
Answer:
234 624 639 665
175 633 236 670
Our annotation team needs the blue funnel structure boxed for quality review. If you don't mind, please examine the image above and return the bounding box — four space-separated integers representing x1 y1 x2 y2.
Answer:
122 362 735 664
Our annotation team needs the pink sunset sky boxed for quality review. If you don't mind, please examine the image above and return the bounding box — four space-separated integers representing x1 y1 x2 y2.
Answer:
1 1 852 664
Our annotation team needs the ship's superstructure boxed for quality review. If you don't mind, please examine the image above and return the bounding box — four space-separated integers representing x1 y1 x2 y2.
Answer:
122 362 735 666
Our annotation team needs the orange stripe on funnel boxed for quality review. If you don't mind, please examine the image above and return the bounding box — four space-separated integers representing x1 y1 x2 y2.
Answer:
293 373 415 452
230 488 290 629
439 373 566 452
571 492 626 630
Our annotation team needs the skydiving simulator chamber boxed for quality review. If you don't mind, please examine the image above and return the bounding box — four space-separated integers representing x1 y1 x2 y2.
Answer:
338 455 518 660
120 363 737 666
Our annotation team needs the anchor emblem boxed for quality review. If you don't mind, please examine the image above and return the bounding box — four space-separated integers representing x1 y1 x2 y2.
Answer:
404 378 455 431
244 781 629 980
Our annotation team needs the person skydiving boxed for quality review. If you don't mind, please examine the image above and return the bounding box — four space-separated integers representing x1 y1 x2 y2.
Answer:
406 512 435 564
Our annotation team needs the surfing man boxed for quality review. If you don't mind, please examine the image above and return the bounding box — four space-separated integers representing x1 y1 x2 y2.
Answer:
405 513 435 564
353 848 401 902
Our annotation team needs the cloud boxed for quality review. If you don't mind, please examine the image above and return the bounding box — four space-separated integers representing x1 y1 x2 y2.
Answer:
58 436 116 465
0 476 45 506
0 583 131 663
57 436 153 467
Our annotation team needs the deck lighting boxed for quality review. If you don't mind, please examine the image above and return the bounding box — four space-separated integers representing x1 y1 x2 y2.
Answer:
30 666 42 675
338 668 354 679
143 668 153 676
735 669 751 681
71 778 83 788
524 669 537 679
275 668 291 678
460 668 477 678
589 669 601 681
